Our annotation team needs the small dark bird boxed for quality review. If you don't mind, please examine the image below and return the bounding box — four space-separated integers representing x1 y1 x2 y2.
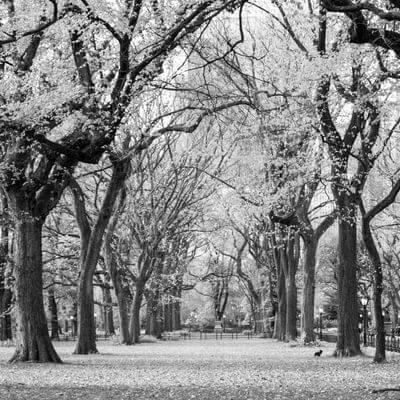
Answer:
314 349 323 357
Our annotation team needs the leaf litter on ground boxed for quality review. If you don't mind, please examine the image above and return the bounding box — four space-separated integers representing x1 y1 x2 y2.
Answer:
0 339 399 399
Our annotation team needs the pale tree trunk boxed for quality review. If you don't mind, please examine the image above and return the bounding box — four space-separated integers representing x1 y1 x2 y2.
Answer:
334 196 361 357
370 298 376 330
389 292 398 329
10 210 61 362
48 288 59 340
102 284 115 336
254 301 264 334
112 273 131 344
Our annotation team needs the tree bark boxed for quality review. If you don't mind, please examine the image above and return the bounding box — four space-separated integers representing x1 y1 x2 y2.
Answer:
334 197 361 357
285 234 299 341
0 196 12 342
102 284 115 336
112 272 131 344
0 287 12 341
129 282 144 343
302 238 318 343
273 262 287 340
48 288 59 340
389 292 398 329
10 214 61 362
285 271 297 340
75 267 97 354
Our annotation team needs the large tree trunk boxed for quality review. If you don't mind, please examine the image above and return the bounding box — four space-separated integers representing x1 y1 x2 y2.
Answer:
48 288 59 340
273 264 286 340
113 277 131 344
75 266 97 354
10 213 61 363
334 197 361 357
129 282 144 343
302 238 317 343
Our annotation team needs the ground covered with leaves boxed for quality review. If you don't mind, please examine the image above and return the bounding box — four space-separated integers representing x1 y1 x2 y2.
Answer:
0 339 400 399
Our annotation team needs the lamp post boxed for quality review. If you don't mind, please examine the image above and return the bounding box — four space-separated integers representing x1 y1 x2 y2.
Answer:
319 308 323 340
70 316 75 338
222 314 226 333
361 298 368 346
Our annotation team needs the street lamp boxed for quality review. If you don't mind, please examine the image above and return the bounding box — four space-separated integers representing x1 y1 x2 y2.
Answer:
222 314 226 333
361 298 368 346
70 316 75 338
319 307 323 340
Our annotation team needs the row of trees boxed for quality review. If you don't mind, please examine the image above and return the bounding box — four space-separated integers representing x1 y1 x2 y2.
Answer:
2 0 400 365
188 0 400 364
0 0 247 362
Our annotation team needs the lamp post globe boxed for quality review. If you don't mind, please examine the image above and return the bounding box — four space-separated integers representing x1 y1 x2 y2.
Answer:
361 298 368 346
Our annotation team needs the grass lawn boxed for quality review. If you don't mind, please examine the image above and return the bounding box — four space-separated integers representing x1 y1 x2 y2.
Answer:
0 339 400 399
